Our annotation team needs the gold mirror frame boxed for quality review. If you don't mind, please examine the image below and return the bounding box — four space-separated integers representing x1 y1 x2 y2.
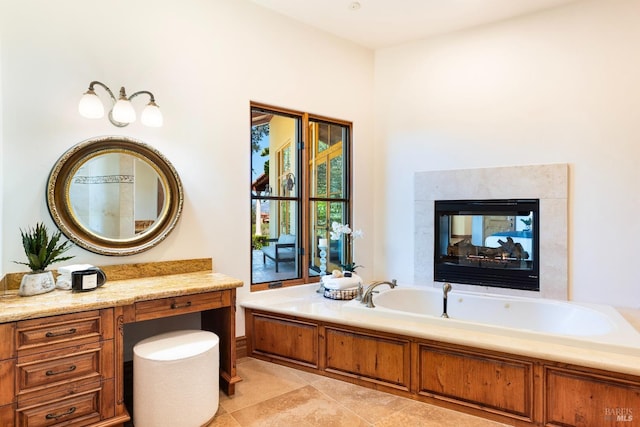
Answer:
47 136 184 256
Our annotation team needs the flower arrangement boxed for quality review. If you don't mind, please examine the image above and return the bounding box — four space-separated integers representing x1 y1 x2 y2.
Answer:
330 221 363 272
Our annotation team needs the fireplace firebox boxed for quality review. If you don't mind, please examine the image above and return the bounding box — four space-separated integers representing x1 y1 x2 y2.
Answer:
434 199 539 291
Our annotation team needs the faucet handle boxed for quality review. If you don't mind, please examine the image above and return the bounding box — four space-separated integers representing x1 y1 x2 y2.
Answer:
443 282 452 297
355 282 363 301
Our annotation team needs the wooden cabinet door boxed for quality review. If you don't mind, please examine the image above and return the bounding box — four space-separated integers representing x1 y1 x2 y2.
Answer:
324 327 410 391
545 367 640 427
417 343 533 422
249 312 318 368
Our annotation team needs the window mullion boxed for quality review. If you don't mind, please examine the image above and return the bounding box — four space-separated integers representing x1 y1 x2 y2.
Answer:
300 112 310 283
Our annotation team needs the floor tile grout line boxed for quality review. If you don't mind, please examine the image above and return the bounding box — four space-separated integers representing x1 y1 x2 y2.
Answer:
211 358 510 426
307 380 375 426
219 382 310 415
305 373 419 424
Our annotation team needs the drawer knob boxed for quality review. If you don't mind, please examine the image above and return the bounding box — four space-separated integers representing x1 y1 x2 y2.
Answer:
45 406 76 420
46 365 77 376
170 301 192 309
45 327 77 338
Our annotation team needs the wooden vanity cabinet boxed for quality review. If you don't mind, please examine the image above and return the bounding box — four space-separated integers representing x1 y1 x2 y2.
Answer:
6 309 116 427
0 322 16 427
0 266 241 427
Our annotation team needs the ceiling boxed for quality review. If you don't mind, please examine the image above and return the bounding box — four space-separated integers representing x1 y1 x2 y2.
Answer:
250 0 583 49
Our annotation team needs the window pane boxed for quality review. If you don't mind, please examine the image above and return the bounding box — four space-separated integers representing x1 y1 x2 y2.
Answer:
329 155 343 198
252 105 350 289
329 124 343 146
309 201 347 275
252 199 299 284
251 107 301 286
316 162 327 197
309 120 348 199
317 123 329 153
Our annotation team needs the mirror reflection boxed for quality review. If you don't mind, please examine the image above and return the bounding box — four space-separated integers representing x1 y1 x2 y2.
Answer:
69 154 165 239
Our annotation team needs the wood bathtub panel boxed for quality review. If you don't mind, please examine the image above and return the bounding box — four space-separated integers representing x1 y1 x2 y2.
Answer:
250 313 318 367
545 367 640 426
418 344 532 420
324 327 410 390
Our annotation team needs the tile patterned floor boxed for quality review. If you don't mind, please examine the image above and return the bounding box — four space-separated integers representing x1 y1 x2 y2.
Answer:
207 358 511 427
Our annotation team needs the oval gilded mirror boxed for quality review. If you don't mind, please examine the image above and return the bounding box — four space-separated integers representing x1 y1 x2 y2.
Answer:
47 136 183 255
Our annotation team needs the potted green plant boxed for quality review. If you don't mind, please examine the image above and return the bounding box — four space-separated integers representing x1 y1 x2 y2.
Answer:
14 222 74 296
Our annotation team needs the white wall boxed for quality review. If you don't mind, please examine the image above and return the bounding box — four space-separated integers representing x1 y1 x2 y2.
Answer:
0 0 375 334
4 0 639 339
0 33 3 282
374 0 640 308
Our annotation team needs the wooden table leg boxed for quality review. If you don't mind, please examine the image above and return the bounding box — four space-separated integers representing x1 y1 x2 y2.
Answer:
201 289 242 395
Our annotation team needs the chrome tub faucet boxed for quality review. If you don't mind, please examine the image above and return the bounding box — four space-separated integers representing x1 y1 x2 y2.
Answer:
361 279 397 308
441 282 452 318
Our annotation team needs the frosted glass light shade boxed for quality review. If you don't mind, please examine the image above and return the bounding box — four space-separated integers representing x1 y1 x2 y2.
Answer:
141 102 163 127
112 99 136 123
78 91 104 119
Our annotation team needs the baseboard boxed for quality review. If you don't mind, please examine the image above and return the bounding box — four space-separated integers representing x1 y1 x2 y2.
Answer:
236 335 248 358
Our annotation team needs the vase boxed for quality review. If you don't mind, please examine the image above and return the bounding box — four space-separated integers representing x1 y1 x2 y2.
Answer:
19 271 56 297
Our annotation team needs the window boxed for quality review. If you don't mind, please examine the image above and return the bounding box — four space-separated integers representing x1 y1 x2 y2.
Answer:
250 103 352 289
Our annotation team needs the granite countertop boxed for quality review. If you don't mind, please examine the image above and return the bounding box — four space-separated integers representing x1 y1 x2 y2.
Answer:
0 271 243 323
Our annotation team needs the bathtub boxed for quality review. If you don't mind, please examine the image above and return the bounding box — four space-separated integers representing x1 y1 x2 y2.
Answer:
241 283 640 375
342 286 640 354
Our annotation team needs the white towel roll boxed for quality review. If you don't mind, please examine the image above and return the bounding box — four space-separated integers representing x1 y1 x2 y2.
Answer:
322 274 362 290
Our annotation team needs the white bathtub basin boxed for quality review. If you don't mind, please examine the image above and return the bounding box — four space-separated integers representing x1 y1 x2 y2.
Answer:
342 286 640 352
241 283 640 374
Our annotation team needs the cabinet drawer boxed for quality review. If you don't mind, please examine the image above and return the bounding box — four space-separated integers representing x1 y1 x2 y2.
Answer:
135 291 230 321
17 310 110 354
16 388 102 427
16 341 113 404
17 348 101 393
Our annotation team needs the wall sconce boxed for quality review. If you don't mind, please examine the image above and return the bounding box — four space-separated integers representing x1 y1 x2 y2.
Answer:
78 80 163 127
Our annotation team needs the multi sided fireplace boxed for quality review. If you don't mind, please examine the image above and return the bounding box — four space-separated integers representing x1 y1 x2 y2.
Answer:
434 199 540 291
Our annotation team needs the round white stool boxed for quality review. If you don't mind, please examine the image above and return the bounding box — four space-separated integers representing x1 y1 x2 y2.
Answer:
133 330 219 427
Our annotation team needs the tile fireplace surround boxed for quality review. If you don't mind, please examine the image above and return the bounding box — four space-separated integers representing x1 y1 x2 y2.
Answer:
415 163 568 300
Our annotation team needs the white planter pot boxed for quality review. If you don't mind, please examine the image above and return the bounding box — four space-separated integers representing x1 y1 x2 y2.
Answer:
19 271 55 297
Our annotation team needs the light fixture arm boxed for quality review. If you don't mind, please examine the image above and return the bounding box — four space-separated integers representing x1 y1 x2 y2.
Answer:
129 90 157 103
87 80 117 102
80 81 162 128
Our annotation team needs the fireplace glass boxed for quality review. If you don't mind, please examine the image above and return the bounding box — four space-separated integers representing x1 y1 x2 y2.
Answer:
434 199 539 291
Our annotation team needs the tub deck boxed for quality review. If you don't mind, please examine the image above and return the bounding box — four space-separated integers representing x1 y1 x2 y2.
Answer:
241 284 640 377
